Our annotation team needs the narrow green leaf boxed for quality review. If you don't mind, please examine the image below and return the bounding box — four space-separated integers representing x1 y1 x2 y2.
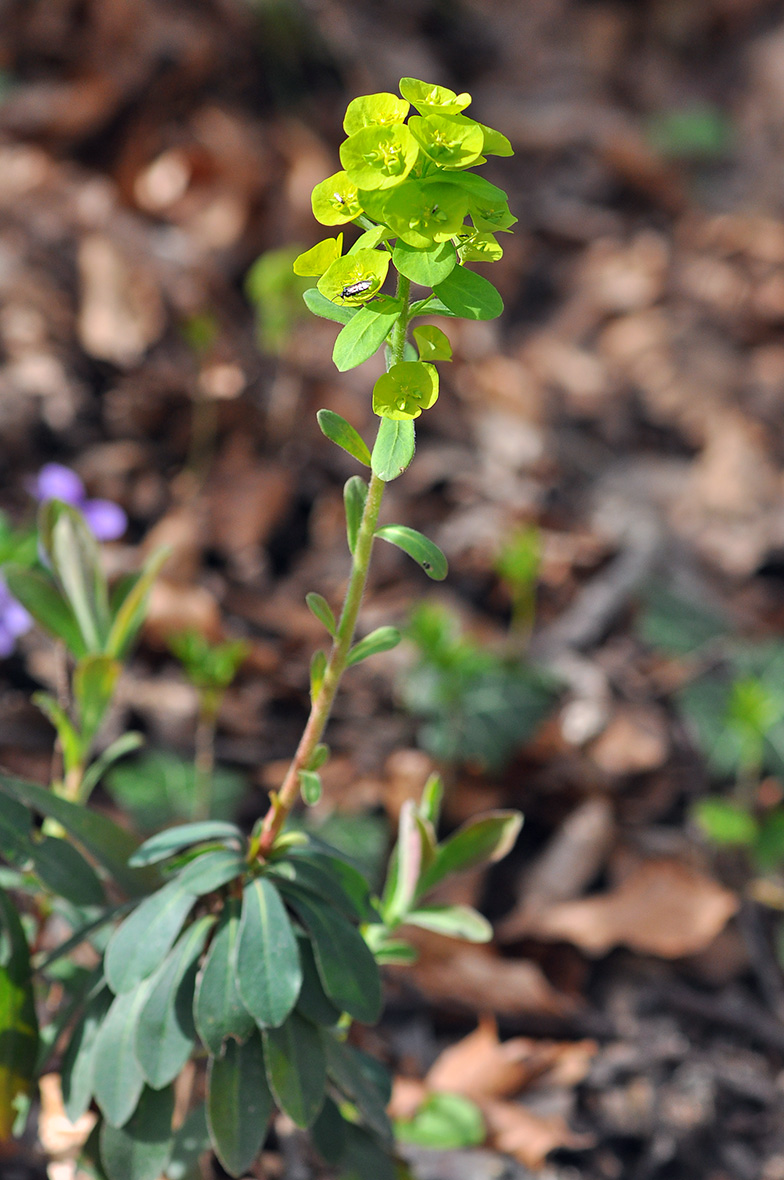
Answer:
316 410 372 467
176 848 246 895
278 885 382 1024
0 799 34 867
92 982 152 1126
61 985 113 1122
165 1102 209 1180
299 769 322 805
105 547 169 660
404 904 493 943
323 1035 392 1142
375 524 448 581
79 732 145 801
0 776 157 898
344 476 368 554
32 693 83 775
207 1031 273 1177
303 288 359 325
39 500 109 652
100 1084 174 1180
235 877 302 1028
136 916 215 1089
347 626 401 667
193 900 255 1054
371 938 418 965
3 564 87 656
0 888 39 1139
332 301 401 372
420 773 444 828
128 821 244 868
269 854 375 923
294 936 341 1027
371 416 415 482
433 265 503 320
292 850 378 922
392 239 457 286
263 1012 327 1128
418 810 523 897
382 800 421 925
310 649 327 702
31 835 105 907
311 1096 347 1165
74 655 121 746
105 880 197 994
305 591 337 637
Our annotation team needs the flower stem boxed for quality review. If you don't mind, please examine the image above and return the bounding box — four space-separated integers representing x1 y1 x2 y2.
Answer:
256 273 411 858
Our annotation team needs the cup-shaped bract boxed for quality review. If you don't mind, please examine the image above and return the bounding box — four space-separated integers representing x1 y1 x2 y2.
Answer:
409 114 485 171
340 124 419 191
399 77 472 117
372 361 439 420
412 324 452 362
312 172 364 226
293 234 344 277
382 180 470 250
344 93 410 137
476 121 514 157
456 229 503 263
317 249 391 306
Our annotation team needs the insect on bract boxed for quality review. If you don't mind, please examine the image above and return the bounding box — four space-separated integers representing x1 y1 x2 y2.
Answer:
316 249 390 306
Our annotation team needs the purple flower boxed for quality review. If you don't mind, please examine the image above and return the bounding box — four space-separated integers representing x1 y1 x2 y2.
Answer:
32 463 127 542
0 576 32 658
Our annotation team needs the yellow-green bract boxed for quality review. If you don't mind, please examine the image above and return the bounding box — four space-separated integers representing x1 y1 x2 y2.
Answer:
311 171 363 225
343 92 410 136
293 235 343 277
317 250 390 306
372 362 439 420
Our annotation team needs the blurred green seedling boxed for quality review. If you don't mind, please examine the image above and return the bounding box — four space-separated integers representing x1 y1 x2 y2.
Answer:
402 601 556 771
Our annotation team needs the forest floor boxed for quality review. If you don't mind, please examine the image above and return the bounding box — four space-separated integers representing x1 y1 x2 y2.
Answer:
4 2 784 1178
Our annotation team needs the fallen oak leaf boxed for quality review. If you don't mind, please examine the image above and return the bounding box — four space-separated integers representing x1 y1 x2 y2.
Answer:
525 857 738 958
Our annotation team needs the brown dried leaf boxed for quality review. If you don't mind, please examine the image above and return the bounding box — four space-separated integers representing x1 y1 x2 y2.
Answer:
77 234 164 366
407 937 577 1019
525 858 739 958
588 705 669 776
483 1099 594 1170
425 1016 565 1101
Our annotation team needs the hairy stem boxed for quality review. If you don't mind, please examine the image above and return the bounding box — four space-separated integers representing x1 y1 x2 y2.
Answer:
256 273 411 857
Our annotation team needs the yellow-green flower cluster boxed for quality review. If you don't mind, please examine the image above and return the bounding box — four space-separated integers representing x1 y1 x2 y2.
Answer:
294 78 514 305
294 78 514 423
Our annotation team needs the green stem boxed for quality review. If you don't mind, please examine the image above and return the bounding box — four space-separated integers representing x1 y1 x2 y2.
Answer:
194 700 219 821
256 273 411 858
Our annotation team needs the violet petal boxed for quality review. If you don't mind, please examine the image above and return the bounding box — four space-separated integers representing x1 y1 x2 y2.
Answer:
34 463 86 506
82 499 127 541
